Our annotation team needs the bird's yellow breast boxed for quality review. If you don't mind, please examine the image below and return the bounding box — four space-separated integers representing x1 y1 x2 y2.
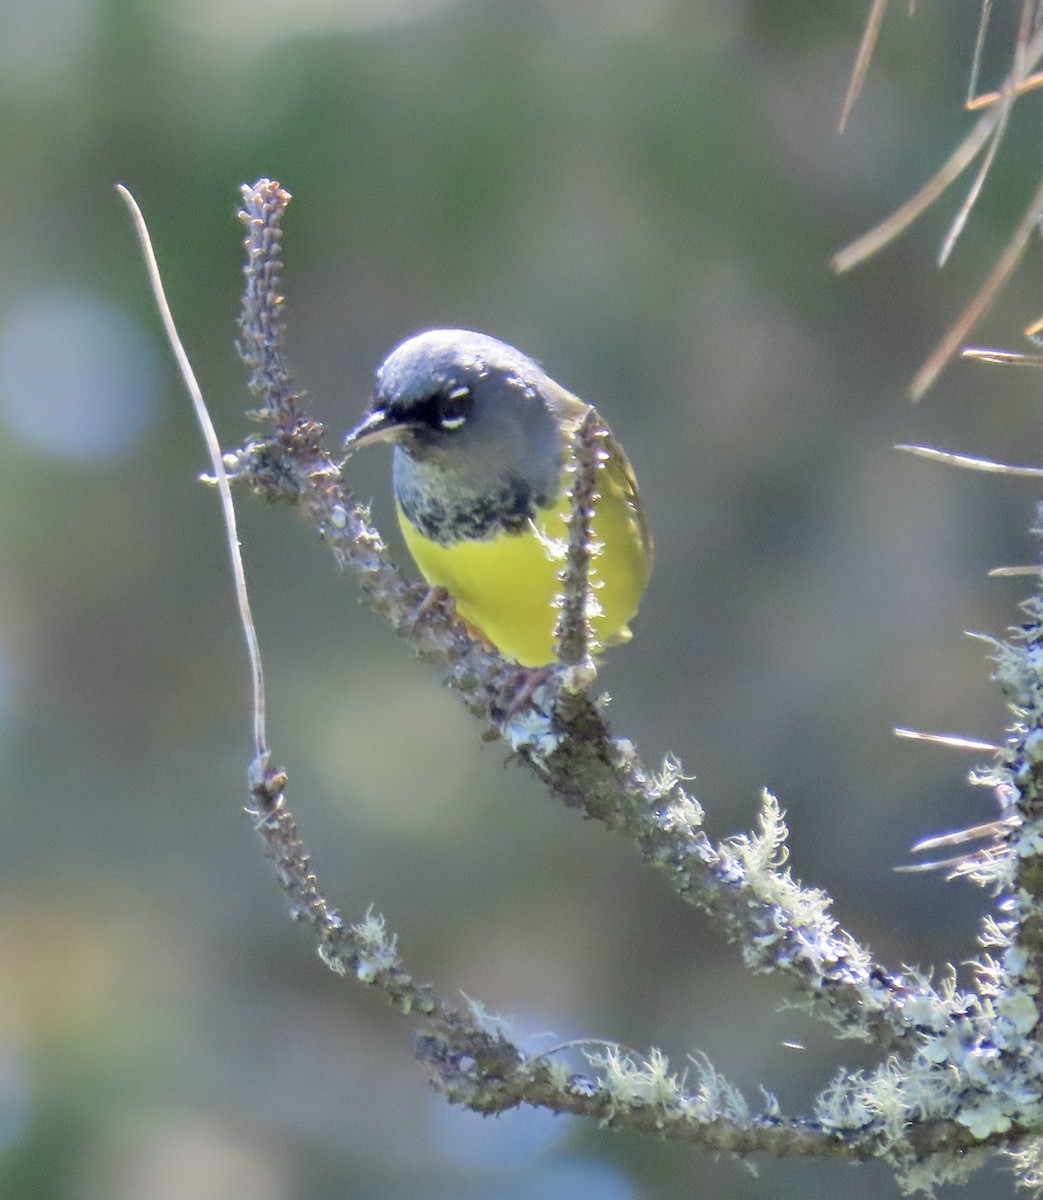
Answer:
397 467 650 667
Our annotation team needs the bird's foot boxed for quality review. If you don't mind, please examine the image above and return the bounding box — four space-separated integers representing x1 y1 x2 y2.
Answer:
408 585 453 642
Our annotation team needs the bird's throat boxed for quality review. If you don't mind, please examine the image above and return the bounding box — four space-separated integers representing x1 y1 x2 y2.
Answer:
392 447 554 545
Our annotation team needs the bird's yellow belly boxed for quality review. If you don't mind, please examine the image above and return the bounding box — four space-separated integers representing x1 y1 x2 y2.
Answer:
397 487 648 667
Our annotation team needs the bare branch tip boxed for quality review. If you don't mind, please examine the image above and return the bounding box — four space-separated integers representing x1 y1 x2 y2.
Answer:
838 0 890 134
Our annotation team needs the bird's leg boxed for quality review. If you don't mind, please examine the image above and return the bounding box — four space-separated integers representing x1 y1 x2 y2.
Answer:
408 584 453 642
409 585 499 654
495 664 557 717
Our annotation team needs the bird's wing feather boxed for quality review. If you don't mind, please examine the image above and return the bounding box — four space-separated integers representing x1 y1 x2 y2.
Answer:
547 383 654 574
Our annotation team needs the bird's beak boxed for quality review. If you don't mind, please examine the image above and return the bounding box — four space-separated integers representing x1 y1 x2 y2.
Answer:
342 408 405 458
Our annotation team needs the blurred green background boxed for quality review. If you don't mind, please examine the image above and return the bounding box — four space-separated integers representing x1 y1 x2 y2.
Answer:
2 1 1041 1196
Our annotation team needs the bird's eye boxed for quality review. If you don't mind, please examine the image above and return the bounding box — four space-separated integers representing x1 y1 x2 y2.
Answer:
438 386 472 431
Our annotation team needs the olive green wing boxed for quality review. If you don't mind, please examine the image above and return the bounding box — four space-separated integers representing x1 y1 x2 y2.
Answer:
548 384 654 575
599 418 653 575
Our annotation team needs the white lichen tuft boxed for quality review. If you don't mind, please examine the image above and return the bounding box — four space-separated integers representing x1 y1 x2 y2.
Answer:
980 915 1015 950
317 943 348 976
992 633 1043 713
648 753 696 795
647 755 705 835
586 1046 688 1124
896 1148 992 1196
1006 1137 1043 1194
815 1067 875 1133
734 790 789 875
660 790 705 836
950 844 1014 889
1024 729 1043 762
686 1051 750 1122
815 1055 962 1148
863 1058 923 1144
543 1058 572 1091
460 992 515 1041
759 1086 781 1119
723 790 848 953
349 906 400 982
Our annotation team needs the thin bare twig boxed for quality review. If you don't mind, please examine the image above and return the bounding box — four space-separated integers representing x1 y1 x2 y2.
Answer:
838 0 891 134
967 0 994 108
894 727 999 752
967 0 1043 107
910 169 1043 399
831 108 1002 274
939 0 1034 268
897 443 1043 475
938 91 1012 268
833 9 1043 398
963 346 1043 366
833 21 1043 275
117 184 269 760
966 69 1043 108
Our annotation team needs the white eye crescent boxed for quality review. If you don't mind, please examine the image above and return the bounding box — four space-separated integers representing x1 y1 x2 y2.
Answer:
439 385 471 430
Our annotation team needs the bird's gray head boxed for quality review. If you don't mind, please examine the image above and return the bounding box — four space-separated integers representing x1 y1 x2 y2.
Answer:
344 329 563 482
342 329 569 543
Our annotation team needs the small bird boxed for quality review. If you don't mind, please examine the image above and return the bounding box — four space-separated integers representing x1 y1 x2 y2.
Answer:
343 329 653 667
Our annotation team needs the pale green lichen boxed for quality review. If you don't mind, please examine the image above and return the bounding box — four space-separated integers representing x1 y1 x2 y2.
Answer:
461 992 515 1041
1016 821 1043 859
648 753 696 796
896 1148 991 1196
980 914 1015 950
758 1086 781 1119
815 1055 962 1148
814 1067 874 1132
317 943 348 976
996 987 1039 1036
660 790 705 836
865 1058 928 1143
971 952 1004 998
686 1051 750 1122
586 1046 689 1124
1023 729 1043 762
732 790 789 874
349 906 400 982
894 965 970 1031
542 1058 572 1091
1006 1136 1043 1193
957 1098 1014 1138
723 791 859 954
648 754 705 834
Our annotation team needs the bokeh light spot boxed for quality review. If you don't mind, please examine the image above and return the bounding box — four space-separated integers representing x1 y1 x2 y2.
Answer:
0 290 161 460
431 1096 563 1169
0 0 95 92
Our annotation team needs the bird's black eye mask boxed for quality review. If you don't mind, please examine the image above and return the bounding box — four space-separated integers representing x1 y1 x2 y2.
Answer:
385 380 475 438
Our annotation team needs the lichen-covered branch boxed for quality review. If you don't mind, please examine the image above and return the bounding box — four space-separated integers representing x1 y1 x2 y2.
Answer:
244 747 992 1175
233 181 946 1050
220 179 1043 1189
